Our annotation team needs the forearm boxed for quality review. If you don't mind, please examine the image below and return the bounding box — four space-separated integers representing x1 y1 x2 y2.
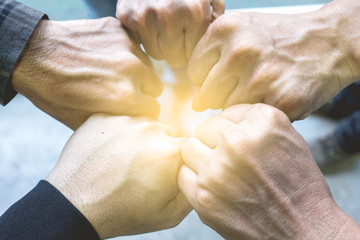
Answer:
317 0 360 88
300 199 360 240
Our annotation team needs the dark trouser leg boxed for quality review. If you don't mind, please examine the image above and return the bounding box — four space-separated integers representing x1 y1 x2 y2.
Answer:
327 80 360 119
335 110 360 153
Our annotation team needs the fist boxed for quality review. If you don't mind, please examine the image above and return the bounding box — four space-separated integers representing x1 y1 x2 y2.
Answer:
12 17 163 129
46 114 192 239
188 11 358 120
179 104 341 239
117 0 225 67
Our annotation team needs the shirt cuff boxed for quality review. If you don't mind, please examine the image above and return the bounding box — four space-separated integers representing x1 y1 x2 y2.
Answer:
0 0 48 106
0 180 100 240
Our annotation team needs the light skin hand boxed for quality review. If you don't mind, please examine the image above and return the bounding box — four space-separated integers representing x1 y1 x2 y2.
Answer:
178 104 360 240
46 114 192 239
116 0 225 67
11 17 163 130
188 0 360 120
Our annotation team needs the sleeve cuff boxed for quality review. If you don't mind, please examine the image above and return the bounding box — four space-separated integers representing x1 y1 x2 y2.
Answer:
0 180 100 240
0 0 48 106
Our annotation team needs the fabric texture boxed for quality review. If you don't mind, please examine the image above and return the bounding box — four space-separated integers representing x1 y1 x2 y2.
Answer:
0 0 47 106
0 180 100 240
323 81 360 152
335 110 360 153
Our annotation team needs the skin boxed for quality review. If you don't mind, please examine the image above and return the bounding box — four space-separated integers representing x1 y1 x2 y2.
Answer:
46 114 192 239
116 0 225 67
11 17 163 130
178 104 360 240
188 0 360 121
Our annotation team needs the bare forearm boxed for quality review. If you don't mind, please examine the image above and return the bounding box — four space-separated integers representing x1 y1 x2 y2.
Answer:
300 199 360 240
318 0 360 87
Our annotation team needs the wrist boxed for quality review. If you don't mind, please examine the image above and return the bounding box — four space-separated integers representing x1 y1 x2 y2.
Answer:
46 166 107 239
300 198 360 239
11 19 51 96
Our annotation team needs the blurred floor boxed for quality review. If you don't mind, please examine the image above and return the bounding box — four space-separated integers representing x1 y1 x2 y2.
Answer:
1 1 359 240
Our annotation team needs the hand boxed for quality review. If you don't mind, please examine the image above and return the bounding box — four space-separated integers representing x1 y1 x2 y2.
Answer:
188 6 360 120
116 0 225 67
12 17 163 130
46 114 191 239
178 104 360 239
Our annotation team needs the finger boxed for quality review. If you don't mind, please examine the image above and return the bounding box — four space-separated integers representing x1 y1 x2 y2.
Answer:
178 165 199 206
152 121 183 138
125 53 163 98
200 62 238 109
185 26 208 65
138 64 163 98
210 0 225 21
181 137 213 174
160 31 187 67
222 82 259 110
122 25 142 45
192 86 208 112
220 104 255 124
127 92 161 119
195 116 230 149
183 0 212 62
116 6 142 44
165 191 193 223
156 11 187 67
138 14 164 60
187 37 221 87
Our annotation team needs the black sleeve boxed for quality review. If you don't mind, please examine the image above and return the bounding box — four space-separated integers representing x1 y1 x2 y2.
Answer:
0 180 100 240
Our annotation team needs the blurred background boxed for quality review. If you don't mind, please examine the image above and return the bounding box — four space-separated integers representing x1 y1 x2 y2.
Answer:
2 1 360 240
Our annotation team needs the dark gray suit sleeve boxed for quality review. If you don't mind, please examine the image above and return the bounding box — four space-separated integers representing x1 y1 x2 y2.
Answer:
0 0 47 106
0 180 100 240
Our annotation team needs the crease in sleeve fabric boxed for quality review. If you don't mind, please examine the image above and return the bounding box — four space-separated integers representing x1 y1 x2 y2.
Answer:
0 0 47 106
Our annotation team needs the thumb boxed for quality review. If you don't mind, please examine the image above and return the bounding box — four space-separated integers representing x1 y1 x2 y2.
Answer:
192 86 208 112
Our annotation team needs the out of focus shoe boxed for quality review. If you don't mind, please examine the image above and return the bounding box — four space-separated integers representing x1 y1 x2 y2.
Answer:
315 81 360 119
308 131 351 170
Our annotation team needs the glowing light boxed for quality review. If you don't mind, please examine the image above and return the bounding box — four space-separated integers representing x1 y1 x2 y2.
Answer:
153 60 220 138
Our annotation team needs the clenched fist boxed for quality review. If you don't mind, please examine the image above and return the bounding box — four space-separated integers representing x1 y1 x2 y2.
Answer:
179 104 360 239
12 17 162 129
46 114 192 239
188 1 360 120
116 0 225 67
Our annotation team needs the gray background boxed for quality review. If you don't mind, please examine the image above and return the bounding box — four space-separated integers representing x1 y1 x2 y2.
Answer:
2 1 359 240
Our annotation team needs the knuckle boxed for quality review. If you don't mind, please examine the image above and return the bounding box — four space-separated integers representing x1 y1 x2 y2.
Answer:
153 2 175 16
253 103 288 126
196 116 221 137
117 6 141 26
197 163 228 193
193 187 214 211
211 11 238 35
187 0 211 17
219 131 254 166
116 82 137 104
227 40 262 65
220 129 246 151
